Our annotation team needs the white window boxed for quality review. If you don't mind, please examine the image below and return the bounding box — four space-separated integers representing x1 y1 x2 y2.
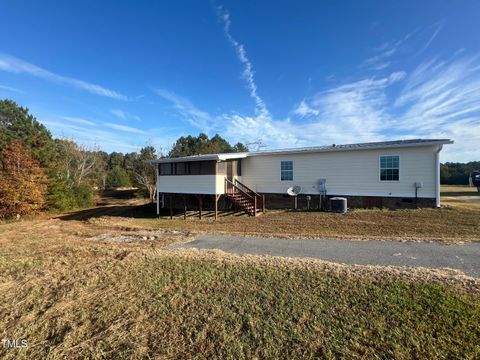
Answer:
281 161 293 181
380 156 399 181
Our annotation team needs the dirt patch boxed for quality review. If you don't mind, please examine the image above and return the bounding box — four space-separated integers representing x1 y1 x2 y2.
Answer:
87 229 191 243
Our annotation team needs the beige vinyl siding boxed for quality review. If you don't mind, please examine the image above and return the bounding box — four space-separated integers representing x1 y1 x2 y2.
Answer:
158 175 218 194
241 146 438 198
215 175 226 194
158 174 233 195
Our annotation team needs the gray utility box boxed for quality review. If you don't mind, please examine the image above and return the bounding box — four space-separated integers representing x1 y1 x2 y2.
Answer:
330 197 347 213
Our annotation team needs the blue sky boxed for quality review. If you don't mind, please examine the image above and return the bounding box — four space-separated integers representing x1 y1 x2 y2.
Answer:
0 0 479 161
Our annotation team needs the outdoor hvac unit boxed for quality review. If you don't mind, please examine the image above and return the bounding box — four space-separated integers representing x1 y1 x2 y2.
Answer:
330 197 347 213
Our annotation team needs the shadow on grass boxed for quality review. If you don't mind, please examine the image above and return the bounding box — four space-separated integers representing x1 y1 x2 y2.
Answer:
58 189 257 222
442 191 480 197
58 203 162 221
58 189 166 221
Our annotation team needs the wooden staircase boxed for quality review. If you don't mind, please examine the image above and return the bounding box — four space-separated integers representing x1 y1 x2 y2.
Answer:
224 178 265 217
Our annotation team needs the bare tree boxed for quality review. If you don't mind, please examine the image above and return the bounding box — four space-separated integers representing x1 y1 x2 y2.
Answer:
56 139 100 187
133 145 163 203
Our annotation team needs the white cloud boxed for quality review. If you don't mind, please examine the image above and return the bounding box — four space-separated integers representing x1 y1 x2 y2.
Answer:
41 119 138 151
361 33 413 71
109 108 140 121
420 23 443 53
153 88 212 130
0 54 128 100
217 7 270 118
110 109 127 120
294 100 319 117
41 117 179 154
287 56 480 162
213 8 396 150
62 116 97 126
223 54 480 162
103 122 146 134
389 71 407 83
0 84 23 93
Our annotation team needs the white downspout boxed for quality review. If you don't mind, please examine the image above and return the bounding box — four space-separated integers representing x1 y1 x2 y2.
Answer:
435 145 443 208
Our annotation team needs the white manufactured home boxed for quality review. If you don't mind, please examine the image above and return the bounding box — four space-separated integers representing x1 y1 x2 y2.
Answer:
152 139 453 217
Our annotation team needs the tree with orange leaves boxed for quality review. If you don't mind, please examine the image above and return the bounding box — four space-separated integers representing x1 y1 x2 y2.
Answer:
0 140 48 219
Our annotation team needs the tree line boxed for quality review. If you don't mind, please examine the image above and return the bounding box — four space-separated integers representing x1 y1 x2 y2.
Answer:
441 162 480 185
0 99 248 219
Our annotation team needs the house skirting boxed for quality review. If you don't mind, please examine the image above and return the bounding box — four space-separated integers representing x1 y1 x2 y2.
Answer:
261 193 436 210
160 192 436 211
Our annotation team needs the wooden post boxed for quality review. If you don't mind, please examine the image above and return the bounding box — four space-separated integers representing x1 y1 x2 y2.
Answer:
183 195 187 220
262 195 265 213
254 196 257 217
170 195 174 219
197 195 203 219
214 194 220 220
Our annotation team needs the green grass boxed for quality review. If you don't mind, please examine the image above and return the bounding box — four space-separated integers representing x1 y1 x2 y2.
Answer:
1 242 479 359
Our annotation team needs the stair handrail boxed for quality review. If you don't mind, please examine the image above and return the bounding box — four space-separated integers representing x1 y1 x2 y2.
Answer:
235 179 264 213
234 179 261 198
224 178 254 199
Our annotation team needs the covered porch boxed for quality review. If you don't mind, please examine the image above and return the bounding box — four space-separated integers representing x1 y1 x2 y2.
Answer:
154 153 264 219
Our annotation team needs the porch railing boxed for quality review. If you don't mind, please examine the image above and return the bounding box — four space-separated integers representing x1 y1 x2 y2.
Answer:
234 179 265 213
224 178 265 215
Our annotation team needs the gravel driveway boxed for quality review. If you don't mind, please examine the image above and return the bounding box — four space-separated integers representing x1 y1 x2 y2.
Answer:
169 235 480 278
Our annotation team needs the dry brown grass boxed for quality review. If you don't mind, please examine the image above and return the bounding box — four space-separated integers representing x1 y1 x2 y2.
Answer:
38 187 478 244
0 218 479 358
72 186 477 243
102 206 479 243
441 185 480 210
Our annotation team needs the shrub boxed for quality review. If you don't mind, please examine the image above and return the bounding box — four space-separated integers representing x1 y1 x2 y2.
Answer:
46 181 76 211
47 181 95 211
73 184 95 208
106 166 131 188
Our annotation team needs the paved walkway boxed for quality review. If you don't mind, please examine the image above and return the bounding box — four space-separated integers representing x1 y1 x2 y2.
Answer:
169 235 480 278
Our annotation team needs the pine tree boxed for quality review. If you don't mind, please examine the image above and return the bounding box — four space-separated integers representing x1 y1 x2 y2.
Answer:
0 99 56 167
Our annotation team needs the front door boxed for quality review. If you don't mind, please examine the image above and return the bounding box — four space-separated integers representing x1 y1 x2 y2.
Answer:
227 161 233 181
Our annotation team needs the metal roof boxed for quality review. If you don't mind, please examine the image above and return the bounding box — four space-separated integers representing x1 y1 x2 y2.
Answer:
150 138 453 163
151 152 248 163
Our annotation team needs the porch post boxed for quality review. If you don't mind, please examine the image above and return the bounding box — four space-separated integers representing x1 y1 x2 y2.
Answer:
170 195 174 220
183 195 187 220
156 165 160 217
214 194 220 220
197 195 203 219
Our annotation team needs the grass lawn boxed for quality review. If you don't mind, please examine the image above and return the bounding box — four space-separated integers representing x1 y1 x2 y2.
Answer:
0 220 479 359
441 185 480 210
118 206 479 242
